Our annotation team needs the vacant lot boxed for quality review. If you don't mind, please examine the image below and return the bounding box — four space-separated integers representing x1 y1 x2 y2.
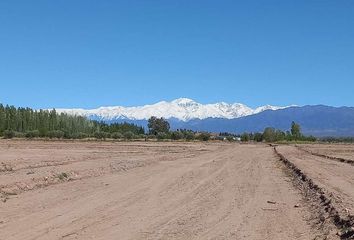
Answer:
0 140 353 239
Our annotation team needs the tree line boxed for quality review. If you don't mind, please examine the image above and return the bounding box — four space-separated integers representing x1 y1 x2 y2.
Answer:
147 116 211 141
239 121 317 142
0 104 144 139
0 103 318 143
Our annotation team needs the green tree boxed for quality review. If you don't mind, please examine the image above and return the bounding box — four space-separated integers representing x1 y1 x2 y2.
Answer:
3 130 15 139
25 130 40 138
147 116 170 135
197 132 211 141
0 103 147 140
184 131 195 141
253 132 263 142
171 131 184 140
156 132 168 140
263 127 276 142
291 121 301 140
111 132 123 139
123 131 135 140
241 133 250 142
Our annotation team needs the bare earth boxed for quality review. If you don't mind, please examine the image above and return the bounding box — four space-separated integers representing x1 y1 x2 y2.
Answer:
277 144 354 219
1 141 352 240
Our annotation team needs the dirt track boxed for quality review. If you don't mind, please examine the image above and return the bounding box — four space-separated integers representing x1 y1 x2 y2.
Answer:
0 141 350 239
277 145 354 229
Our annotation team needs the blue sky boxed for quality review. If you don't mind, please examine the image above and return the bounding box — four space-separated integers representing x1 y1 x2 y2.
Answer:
0 1 353 109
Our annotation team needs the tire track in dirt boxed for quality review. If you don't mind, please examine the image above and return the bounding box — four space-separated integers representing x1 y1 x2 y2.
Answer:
0 142 326 240
296 145 354 166
274 145 354 239
0 144 215 202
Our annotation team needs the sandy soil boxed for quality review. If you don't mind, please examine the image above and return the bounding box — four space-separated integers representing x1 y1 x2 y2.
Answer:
277 145 354 221
301 144 354 160
299 144 354 163
0 140 341 240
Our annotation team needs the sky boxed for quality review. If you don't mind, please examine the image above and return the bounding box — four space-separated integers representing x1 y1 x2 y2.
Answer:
0 1 353 109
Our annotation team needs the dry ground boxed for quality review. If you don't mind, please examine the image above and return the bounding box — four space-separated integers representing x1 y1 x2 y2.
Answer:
300 144 354 161
1 140 353 239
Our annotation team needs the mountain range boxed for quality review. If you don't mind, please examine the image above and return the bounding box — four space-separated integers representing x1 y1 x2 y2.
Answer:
56 98 354 137
56 98 290 121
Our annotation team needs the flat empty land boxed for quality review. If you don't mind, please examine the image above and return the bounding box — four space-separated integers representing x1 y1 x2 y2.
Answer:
0 141 353 240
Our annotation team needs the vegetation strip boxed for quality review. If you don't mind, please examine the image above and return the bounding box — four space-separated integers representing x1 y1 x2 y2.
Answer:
296 146 354 166
273 146 354 239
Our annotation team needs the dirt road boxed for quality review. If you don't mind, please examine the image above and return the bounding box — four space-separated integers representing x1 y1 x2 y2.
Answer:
0 141 335 239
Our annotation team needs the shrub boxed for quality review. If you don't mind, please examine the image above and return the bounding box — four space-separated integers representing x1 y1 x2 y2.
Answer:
123 131 135 140
156 132 168 140
171 131 184 140
25 130 39 138
253 132 263 142
57 172 69 180
197 132 211 141
47 130 65 139
3 130 15 139
25 130 40 139
111 132 123 139
241 133 250 142
137 134 147 139
78 132 88 139
184 131 195 141
94 131 110 140
147 134 156 140
14 132 25 138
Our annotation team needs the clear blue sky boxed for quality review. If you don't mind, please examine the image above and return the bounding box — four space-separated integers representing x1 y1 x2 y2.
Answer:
0 1 353 109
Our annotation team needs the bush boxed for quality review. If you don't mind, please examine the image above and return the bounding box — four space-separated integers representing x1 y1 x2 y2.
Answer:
47 130 65 139
94 131 110 140
111 132 123 139
3 130 15 139
25 130 40 138
253 132 263 142
197 132 211 141
57 172 69 180
71 132 88 139
240 133 250 142
79 132 89 139
304 135 317 142
171 131 184 140
137 134 147 139
147 134 156 140
14 132 25 138
157 132 168 140
184 131 195 141
123 131 135 140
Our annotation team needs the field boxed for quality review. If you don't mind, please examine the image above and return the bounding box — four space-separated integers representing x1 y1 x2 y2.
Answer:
0 140 353 240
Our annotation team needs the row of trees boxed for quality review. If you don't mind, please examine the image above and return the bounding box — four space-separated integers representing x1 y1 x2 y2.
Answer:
0 104 317 143
147 116 211 141
240 122 316 142
0 105 209 141
0 104 144 139
319 137 354 143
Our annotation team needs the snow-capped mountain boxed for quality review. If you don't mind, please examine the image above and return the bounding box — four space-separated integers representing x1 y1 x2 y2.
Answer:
56 98 291 122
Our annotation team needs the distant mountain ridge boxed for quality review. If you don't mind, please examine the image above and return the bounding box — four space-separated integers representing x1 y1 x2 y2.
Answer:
56 99 354 137
168 105 354 137
101 105 354 137
56 98 289 121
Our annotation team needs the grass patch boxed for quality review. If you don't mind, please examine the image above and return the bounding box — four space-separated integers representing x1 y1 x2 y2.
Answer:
57 172 69 180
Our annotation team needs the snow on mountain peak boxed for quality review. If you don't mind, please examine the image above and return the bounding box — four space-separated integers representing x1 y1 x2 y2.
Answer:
171 98 196 104
56 98 291 122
